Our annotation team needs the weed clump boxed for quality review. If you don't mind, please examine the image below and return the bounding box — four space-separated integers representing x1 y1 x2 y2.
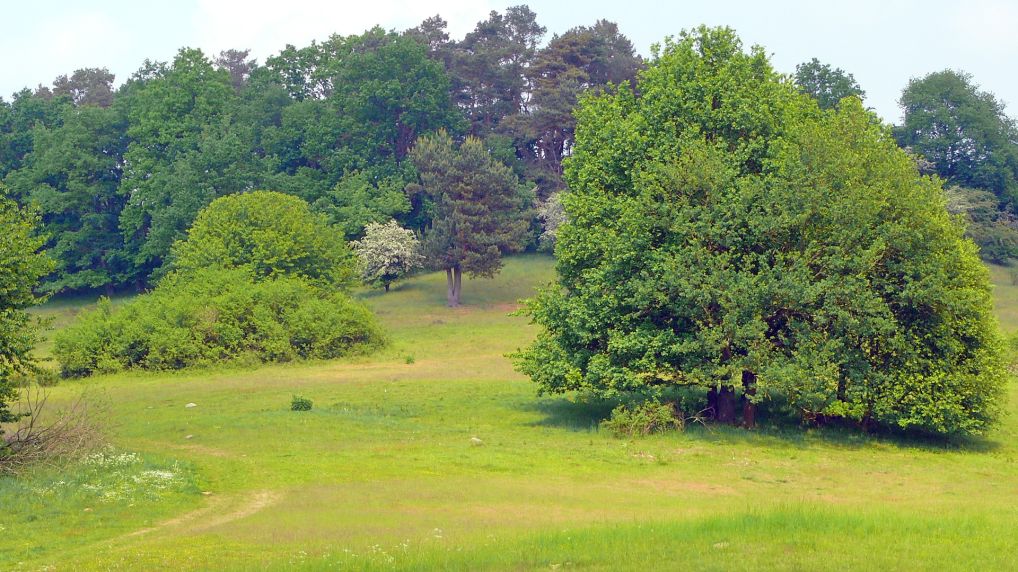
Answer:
601 401 682 438
291 395 313 411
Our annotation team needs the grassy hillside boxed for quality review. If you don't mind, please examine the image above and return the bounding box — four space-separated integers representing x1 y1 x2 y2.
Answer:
3 255 1017 570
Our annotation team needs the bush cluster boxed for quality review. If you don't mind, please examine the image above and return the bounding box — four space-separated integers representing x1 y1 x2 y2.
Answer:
53 268 384 377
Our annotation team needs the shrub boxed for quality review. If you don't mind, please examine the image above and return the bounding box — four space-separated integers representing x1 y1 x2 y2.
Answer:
290 395 313 411
601 401 682 438
53 268 384 377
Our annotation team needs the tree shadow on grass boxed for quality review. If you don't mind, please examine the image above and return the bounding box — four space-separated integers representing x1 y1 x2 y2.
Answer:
520 392 1002 454
522 395 620 432
356 280 424 301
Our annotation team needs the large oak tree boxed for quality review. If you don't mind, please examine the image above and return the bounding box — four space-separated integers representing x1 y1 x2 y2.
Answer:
514 27 1006 436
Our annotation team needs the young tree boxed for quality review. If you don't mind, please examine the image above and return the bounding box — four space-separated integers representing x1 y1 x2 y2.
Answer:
513 27 1005 436
352 220 424 292
409 131 530 306
794 58 865 110
168 191 355 290
0 192 54 430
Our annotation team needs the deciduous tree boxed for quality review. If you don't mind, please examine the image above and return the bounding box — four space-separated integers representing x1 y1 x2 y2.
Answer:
896 70 1018 205
0 192 54 429
514 27 1005 436
6 105 128 293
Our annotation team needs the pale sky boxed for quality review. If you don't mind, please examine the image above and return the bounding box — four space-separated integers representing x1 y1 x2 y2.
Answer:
3 0 1016 125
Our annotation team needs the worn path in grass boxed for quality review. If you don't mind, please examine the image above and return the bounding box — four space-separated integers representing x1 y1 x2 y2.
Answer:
5 255 1018 570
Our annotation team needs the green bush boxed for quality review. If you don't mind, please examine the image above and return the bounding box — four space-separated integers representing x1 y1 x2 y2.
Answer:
601 401 682 438
53 268 384 377
290 395 313 411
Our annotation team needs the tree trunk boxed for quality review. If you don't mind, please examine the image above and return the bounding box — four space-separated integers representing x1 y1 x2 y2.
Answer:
717 386 737 424
741 370 757 429
384 282 390 293
446 268 456 307
453 265 462 306
707 387 718 420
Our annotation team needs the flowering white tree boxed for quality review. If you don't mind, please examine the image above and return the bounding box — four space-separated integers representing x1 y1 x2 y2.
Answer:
537 192 566 252
351 220 424 292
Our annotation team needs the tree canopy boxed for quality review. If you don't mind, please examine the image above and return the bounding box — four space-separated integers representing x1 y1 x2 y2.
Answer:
514 27 1006 436
0 8 648 294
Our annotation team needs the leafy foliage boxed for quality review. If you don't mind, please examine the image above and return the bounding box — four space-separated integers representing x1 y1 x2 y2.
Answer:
118 48 254 278
351 220 424 291
536 192 566 252
312 171 410 239
505 20 642 194
6 104 129 292
514 27 1006 436
945 186 1018 263
1 10 643 294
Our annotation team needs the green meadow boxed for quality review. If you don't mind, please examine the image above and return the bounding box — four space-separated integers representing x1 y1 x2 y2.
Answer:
3 255 1017 571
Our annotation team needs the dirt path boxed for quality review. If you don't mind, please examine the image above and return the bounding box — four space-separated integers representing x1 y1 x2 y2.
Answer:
126 489 282 538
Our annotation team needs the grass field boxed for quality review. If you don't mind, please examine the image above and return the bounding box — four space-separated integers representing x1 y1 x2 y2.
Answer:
3 254 1017 570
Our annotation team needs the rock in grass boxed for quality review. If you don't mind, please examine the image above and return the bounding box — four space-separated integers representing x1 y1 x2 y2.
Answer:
470 437 484 446
185 403 197 408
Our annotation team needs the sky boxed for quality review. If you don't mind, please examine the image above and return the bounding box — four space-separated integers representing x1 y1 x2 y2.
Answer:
2 0 1016 124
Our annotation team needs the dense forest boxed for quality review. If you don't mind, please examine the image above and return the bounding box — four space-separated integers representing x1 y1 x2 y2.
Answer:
1 4 1016 297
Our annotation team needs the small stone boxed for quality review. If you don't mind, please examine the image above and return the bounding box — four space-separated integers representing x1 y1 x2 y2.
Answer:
83 507 92 512
185 403 197 408
470 437 484 446
185 435 194 440
201 491 213 496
